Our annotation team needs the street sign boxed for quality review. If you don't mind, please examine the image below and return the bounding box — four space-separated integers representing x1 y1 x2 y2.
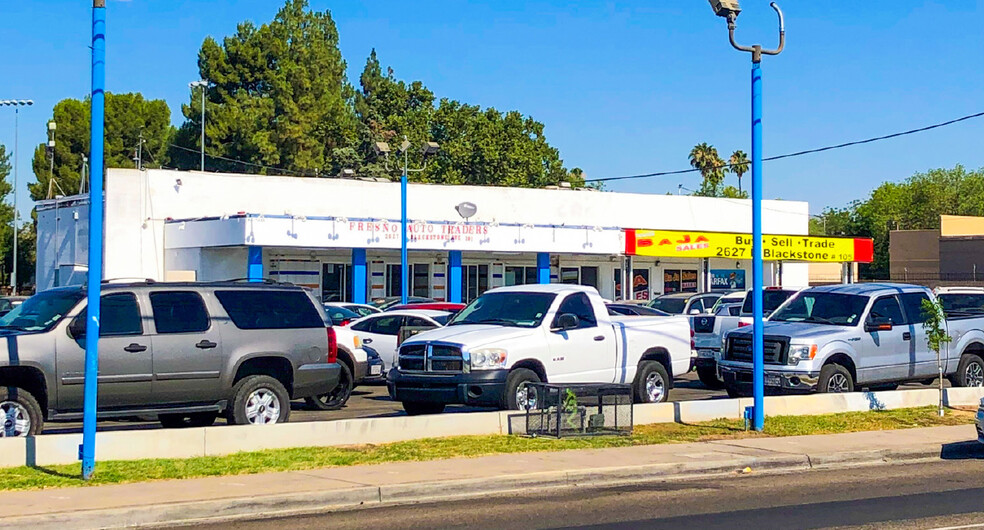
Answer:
624 229 873 263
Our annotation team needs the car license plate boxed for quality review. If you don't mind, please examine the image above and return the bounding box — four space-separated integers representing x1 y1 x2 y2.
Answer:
765 374 782 387
370 365 382 376
697 349 715 359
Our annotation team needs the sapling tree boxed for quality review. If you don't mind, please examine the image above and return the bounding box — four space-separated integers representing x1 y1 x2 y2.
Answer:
921 297 952 417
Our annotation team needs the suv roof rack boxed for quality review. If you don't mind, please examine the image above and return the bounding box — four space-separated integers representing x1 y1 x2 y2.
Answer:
101 278 157 284
221 278 286 284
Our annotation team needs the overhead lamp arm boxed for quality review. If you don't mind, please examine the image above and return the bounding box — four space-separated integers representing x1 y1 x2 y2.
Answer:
728 2 785 62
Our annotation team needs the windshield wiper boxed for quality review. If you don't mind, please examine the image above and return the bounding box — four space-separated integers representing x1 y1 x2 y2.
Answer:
0 325 26 330
802 316 835 324
454 318 518 327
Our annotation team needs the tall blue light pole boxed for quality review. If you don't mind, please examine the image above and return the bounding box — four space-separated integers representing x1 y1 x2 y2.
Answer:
82 0 106 480
710 1 784 431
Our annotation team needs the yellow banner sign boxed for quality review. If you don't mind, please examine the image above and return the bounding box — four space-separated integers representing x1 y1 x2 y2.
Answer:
625 229 873 263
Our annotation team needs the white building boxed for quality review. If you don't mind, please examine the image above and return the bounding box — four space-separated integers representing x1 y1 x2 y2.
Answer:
36 168 812 303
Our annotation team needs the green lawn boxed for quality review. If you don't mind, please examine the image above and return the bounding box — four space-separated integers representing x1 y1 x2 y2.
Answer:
0 406 973 492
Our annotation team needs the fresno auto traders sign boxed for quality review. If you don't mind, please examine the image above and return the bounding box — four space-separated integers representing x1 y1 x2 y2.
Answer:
347 220 490 244
624 229 874 263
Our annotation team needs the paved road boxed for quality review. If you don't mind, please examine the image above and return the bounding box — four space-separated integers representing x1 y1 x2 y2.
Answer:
193 459 984 530
40 372 945 435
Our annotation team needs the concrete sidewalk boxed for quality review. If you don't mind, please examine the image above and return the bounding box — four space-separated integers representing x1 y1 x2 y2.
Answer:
1 425 982 529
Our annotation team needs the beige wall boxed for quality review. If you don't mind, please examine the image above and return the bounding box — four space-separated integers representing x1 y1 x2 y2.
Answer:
941 215 984 237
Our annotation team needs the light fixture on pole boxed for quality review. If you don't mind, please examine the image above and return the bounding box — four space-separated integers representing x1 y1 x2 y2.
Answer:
709 0 784 432
188 80 209 171
455 201 477 221
0 99 33 295
374 137 441 304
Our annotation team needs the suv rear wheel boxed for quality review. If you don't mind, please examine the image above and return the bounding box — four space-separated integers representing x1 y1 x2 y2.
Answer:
0 386 43 437
229 375 291 425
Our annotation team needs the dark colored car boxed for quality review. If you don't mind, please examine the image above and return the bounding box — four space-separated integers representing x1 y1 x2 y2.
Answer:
371 296 435 311
323 304 361 326
362 345 385 383
649 292 723 315
386 302 467 313
607 303 670 317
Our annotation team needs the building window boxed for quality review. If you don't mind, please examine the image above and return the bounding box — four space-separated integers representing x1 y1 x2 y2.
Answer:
580 266 599 289
663 269 699 294
632 269 650 301
322 263 346 302
413 264 430 298
505 266 538 286
463 264 489 302
561 267 579 284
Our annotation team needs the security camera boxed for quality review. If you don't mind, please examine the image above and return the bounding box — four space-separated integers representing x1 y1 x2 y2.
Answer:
708 0 741 18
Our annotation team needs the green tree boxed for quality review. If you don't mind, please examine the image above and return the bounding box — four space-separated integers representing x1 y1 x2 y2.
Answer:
728 150 749 194
689 143 727 197
0 147 18 289
30 93 174 201
920 297 951 417
170 0 357 175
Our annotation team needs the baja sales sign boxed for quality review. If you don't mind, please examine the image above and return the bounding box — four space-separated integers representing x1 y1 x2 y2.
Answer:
625 229 873 263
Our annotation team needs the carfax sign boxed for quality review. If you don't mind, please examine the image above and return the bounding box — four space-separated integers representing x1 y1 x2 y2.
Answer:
624 229 874 263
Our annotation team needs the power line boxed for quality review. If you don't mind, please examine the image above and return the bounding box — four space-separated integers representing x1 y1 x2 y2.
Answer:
167 143 315 177
587 110 984 183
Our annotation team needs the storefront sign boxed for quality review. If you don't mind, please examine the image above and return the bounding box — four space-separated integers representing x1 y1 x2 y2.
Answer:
710 269 745 290
624 229 874 263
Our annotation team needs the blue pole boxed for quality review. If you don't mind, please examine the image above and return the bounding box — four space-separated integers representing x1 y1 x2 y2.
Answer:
751 57 765 432
82 0 106 480
400 169 408 305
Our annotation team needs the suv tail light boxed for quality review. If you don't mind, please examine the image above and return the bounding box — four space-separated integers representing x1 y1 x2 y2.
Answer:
327 327 338 363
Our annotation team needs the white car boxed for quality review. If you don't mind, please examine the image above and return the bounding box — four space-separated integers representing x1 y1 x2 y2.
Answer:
346 310 452 371
324 301 381 317
306 325 370 411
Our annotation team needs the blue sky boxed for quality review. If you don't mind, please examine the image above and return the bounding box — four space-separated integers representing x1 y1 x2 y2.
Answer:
2 0 983 220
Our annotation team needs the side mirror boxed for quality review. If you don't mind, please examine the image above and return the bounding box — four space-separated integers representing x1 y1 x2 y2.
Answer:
554 313 579 332
689 308 702 315
69 317 86 339
864 316 893 333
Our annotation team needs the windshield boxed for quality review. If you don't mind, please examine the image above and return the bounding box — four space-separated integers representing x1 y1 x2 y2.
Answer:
649 297 687 314
770 292 869 326
938 293 984 314
432 314 452 325
741 290 797 316
0 290 85 332
449 292 556 328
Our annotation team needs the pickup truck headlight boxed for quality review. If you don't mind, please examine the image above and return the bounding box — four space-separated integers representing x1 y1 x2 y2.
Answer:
470 348 508 370
788 344 818 365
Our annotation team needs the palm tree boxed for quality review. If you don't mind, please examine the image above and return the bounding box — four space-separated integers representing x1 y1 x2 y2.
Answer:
729 150 750 193
689 143 726 196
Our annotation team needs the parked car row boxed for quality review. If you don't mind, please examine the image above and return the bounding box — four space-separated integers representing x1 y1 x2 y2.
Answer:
0 281 341 436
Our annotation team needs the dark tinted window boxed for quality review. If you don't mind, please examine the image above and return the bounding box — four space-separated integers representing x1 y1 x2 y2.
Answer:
899 292 933 324
1 290 84 332
350 318 372 332
368 315 403 335
869 296 904 325
215 290 324 330
324 305 359 324
100 293 143 336
405 316 438 328
771 292 869 326
553 293 597 329
741 290 797 316
649 297 687 314
938 293 984 315
150 292 210 333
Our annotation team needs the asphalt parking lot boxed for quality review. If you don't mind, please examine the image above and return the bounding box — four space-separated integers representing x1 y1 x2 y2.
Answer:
39 371 944 435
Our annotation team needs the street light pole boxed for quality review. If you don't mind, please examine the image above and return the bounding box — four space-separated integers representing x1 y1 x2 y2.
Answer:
710 1 785 432
189 80 208 171
0 100 33 295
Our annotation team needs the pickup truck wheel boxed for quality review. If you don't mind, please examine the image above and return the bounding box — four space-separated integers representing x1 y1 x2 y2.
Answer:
403 402 446 415
697 366 724 389
955 354 984 387
306 363 353 411
229 375 291 425
0 387 43 437
819 364 854 393
504 369 542 410
634 361 669 404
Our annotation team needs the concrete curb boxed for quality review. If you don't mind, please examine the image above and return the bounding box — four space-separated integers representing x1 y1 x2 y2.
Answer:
0 445 961 530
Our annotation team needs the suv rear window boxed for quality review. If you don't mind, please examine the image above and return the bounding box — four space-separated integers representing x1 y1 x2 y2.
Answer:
215 290 324 330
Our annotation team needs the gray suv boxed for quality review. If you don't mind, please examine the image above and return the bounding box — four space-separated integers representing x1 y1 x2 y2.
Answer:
0 281 340 436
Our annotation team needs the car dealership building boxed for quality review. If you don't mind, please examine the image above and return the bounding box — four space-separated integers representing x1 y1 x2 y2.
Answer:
36 168 870 303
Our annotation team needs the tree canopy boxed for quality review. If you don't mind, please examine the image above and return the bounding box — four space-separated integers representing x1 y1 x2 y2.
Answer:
30 93 173 201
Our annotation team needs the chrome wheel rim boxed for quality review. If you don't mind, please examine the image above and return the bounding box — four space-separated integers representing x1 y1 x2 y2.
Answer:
0 401 30 437
645 372 665 402
965 361 984 387
827 373 849 393
516 384 538 410
245 389 281 424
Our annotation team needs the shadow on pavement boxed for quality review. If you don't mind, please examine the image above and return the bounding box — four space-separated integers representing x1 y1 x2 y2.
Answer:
941 441 984 460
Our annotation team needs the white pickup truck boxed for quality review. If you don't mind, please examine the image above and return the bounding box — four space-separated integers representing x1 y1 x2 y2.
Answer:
718 283 984 396
386 284 692 415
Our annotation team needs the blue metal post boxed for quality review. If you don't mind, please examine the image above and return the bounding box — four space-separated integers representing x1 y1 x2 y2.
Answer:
448 251 462 303
751 57 765 432
352 248 367 304
81 0 106 480
536 252 550 284
247 246 263 281
400 171 408 305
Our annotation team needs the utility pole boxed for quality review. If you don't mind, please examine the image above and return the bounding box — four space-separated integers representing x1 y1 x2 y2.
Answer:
0 100 35 295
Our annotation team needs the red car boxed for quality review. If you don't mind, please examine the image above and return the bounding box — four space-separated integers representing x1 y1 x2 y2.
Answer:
386 302 466 313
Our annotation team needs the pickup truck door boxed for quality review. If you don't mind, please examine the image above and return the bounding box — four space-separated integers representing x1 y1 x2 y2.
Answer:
55 292 154 411
545 292 617 383
859 295 908 384
898 292 937 378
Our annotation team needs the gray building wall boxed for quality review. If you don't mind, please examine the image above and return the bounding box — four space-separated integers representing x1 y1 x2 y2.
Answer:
889 229 940 280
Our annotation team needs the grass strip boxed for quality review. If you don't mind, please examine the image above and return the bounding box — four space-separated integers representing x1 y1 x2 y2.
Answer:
0 406 973 491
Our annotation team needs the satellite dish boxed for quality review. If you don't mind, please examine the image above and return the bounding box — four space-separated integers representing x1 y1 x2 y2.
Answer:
455 202 478 220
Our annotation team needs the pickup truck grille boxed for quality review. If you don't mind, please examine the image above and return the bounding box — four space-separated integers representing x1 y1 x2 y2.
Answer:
727 335 789 364
693 316 716 334
399 343 464 373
